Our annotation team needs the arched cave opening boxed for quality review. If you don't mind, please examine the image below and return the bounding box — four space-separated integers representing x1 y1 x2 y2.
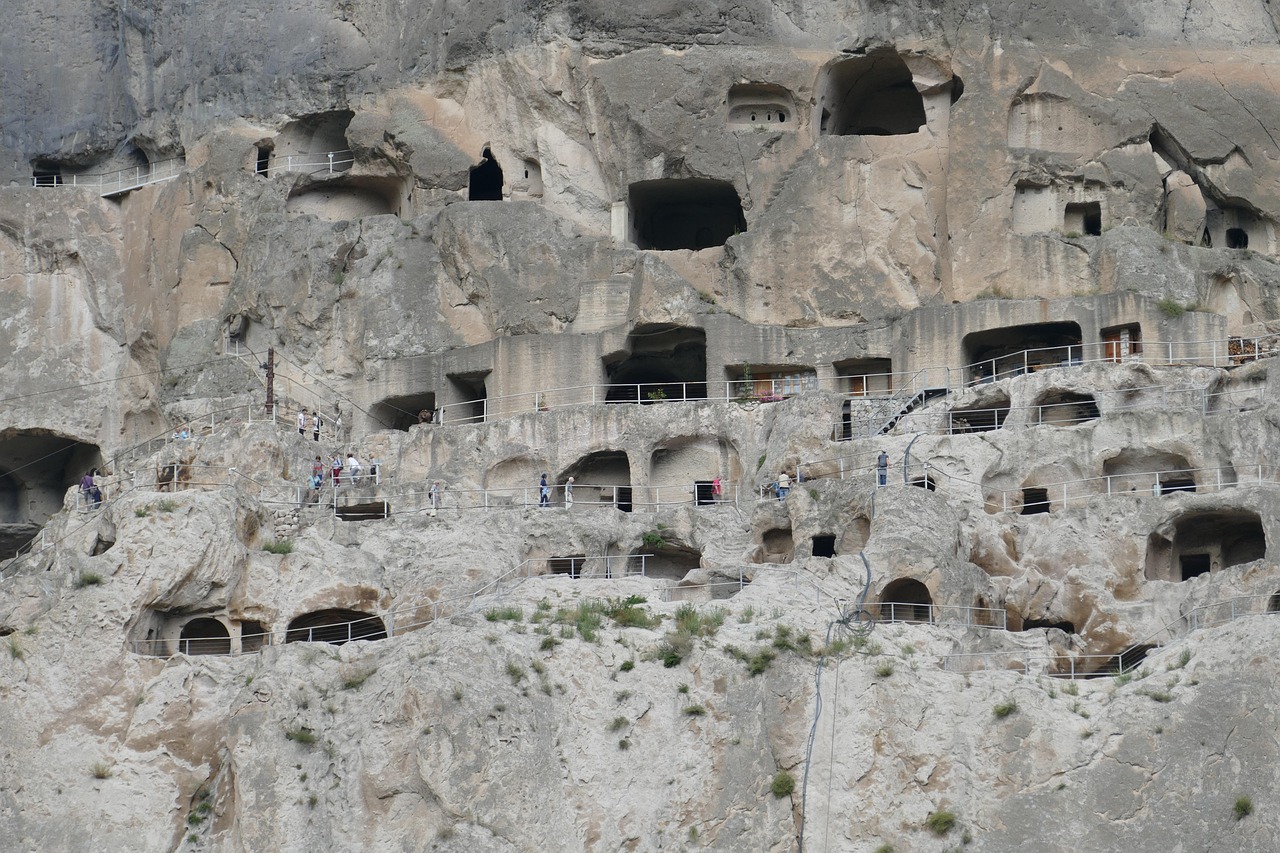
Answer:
812 534 836 558
964 321 1084 381
1022 618 1076 634
756 527 794 564
1227 228 1249 249
1144 509 1266 581
178 618 231 656
820 50 926 136
1034 390 1100 426
469 148 504 201
948 394 1011 433
628 179 746 250
1064 201 1102 236
549 555 588 578
371 392 437 432
1020 487 1051 514
286 609 388 645
604 325 707 403
727 82 796 127
561 451 632 511
634 544 702 581
0 431 102 558
880 578 933 624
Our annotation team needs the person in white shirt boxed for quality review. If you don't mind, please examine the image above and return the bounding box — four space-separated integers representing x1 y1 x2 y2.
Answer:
347 454 362 482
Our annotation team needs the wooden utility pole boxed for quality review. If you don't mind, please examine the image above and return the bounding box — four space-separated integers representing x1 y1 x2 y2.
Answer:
264 347 275 415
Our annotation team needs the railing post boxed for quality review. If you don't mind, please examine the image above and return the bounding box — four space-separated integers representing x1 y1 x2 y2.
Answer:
328 152 335 174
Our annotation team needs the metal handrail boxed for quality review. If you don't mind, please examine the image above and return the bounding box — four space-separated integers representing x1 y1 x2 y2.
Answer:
255 150 355 177
30 157 185 196
407 333 1278 428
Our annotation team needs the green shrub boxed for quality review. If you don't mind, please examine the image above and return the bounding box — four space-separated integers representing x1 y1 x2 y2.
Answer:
925 809 956 835
659 642 683 668
505 661 526 683
539 636 559 652
770 771 795 798
683 704 707 716
156 499 178 513
872 845 894 853
618 738 631 750
90 761 113 779
285 727 317 745
619 659 635 672
993 700 1018 718
641 531 667 548
8 637 23 660
875 662 894 678
133 505 150 517
75 572 103 588
484 606 523 622
556 601 605 642
608 716 629 732
262 540 293 555
747 650 776 677
1157 298 1186 318
605 596 660 629
1234 795 1253 820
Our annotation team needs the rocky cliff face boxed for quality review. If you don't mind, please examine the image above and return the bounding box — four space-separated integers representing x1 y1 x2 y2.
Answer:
3 1 1280 851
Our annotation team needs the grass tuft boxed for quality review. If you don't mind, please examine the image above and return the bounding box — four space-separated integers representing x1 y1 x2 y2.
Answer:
262 540 293 555
770 771 795 798
75 572 104 588
993 700 1018 719
1234 795 1253 820
285 727 317 745
925 809 957 836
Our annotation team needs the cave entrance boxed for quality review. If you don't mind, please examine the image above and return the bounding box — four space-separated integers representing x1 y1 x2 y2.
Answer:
549 555 587 578
32 161 63 186
880 578 933 624
240 620 269 653
964 321 1083 381
628 180 746 250
286 609 388 644
444 372 488 424
1227 228 1249 249
636 545 702 581
561 451 632 512
371 392 437 431
604 325 707 403
1034 390 1100 426
834 358 894 397
1100 324 1142 363
178 618 231 656
819 50 926 137
0 432 102 558
947 394 1011 433
812 534 836 558
1021 488 1051 515
757 527 794 564
468 148 504 201
1064 201 1102 236
1144 509 1266 581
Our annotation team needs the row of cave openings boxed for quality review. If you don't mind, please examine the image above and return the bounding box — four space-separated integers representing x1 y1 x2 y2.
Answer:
139 609 389 656
372 319 1146 434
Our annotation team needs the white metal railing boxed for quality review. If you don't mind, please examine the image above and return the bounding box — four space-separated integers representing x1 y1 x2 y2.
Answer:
877 602 1007 629
940 593 1280 678
329 478 744 516
31 157 185 197
412 333 1278 428
255 150 354 178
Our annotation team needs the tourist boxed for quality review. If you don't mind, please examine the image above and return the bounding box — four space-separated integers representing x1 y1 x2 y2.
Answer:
297 408 307 435
429 480 442 516
711 475 722 502
331 454 343 486
80 469 97 508
877 450 889 487
539 474 550 507
347 453 362 483
564 476 574 508
312 411 322 442
777 469 791 500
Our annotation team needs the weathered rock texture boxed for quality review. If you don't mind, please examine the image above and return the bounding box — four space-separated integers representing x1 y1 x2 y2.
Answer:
3 0 1280 851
